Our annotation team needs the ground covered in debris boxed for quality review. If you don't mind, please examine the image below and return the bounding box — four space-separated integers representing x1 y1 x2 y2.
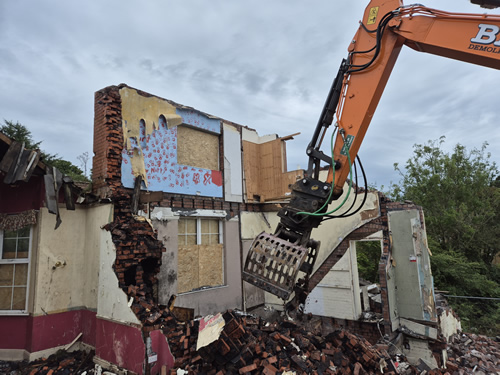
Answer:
167 310 499 375
1 311 498 374
0 350 94 375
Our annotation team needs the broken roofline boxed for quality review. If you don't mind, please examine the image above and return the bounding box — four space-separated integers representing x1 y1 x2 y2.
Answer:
0 131 82 229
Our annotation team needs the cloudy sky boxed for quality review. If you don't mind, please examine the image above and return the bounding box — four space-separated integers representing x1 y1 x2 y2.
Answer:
0 1 498 188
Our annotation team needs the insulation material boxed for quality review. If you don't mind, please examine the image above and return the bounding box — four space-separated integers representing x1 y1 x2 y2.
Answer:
177 126 219 170
120 88 223 197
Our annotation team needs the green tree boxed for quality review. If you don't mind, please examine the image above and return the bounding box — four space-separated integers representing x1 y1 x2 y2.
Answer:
389 137 500 334
1 120 88 182
391 137 499 264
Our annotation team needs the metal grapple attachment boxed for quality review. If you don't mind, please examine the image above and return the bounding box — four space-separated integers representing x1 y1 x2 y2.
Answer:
242 231 319 300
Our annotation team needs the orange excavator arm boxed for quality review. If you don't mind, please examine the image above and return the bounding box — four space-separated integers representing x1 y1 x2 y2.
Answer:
329 0 500 195
243 0 500 303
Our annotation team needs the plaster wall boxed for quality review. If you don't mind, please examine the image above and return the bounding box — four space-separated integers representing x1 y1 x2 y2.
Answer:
83 204 113 309
155 216 179 306
97 228 140 325
34 207 89 314
438 309 462 342
33 205 111 315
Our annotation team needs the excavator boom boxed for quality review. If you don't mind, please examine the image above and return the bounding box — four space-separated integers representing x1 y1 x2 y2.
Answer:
242 0 500 303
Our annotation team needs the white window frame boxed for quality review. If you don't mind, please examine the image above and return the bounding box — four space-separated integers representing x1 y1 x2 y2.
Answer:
0 226 32 315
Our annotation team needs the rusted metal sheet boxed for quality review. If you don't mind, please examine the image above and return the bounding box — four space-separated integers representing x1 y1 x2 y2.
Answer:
242 232 318 300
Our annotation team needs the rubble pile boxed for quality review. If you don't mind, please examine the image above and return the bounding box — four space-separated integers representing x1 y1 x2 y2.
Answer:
166 310 500 374
0 350 94 375
168 310 431 375
444 332 499 374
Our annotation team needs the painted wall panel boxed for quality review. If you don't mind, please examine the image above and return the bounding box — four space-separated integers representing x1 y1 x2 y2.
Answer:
388 210 436 322
223 123 243 202
29 310 87 353
120 87 222 197
0 316 28 350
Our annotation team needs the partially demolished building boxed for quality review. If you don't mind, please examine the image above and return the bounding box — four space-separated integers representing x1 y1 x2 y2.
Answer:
0 84 460 373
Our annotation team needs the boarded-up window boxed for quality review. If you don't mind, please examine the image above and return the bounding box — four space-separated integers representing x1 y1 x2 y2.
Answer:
0 226 31 312
177 125 219 170
177 218 223 293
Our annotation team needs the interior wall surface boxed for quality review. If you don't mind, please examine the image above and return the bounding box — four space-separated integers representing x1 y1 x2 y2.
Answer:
155 216 179 306
388 209 436 323
304 241 366 320
119 87 223 197
97 226 140 325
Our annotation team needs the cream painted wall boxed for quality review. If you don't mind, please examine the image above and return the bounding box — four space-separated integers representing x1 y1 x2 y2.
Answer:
34 207 88 315
33 205 113 315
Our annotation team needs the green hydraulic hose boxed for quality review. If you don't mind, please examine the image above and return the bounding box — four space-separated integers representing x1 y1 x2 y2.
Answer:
297 129 353 217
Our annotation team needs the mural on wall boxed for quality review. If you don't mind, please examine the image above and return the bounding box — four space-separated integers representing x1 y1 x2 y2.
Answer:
120 87 223 197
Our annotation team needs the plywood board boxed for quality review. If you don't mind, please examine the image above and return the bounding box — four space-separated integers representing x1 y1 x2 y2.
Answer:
198 244 223 287
242 138 305 201
178 245 200 293
177 126 219 170
242 141 261 200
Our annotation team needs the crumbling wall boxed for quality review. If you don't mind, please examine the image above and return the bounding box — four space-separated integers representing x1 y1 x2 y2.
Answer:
92 84 273 373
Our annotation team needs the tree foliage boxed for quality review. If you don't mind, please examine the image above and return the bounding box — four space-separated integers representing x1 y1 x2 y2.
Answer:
389 137 500 334
391 137 499 264
1 120 88 182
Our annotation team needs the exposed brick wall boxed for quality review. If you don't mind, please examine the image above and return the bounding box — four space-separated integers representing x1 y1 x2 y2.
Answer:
93 86 123 198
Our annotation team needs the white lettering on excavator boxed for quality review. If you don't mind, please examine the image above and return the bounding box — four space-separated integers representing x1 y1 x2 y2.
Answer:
471 24 500 47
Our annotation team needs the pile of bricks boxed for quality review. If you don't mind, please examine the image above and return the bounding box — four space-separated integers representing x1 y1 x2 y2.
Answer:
165 310 500 374
0 350 94 375
167 310 398 374
445 332 499 374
